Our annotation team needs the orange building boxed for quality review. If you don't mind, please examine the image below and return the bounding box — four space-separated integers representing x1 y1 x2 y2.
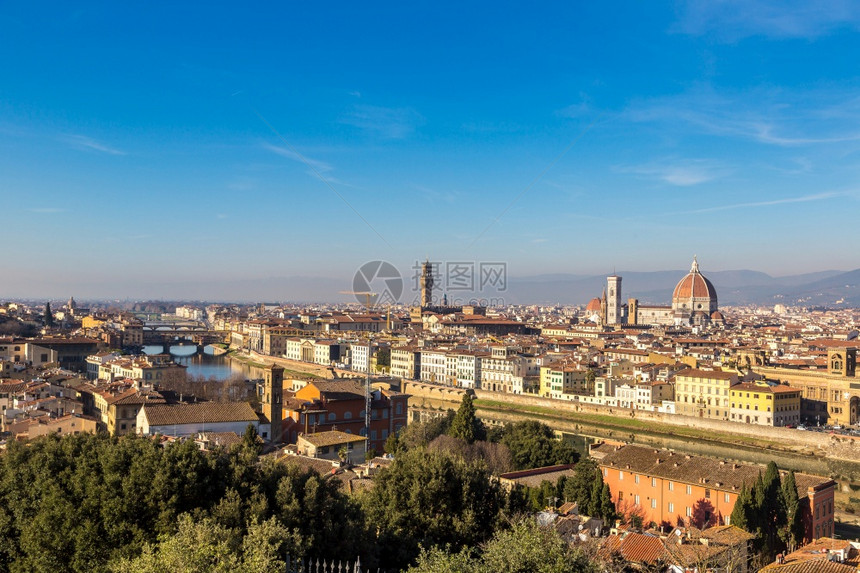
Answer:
593 443 835 542
282 379 409 453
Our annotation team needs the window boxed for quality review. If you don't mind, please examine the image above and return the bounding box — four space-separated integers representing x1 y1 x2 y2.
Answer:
686 506 692 517
652 477 657 487
668 481 674 491
328 412 336 421
705 489 711 499
634 495 640 505
635 475 640 484
651 498 657 509
668 502 674 513
619 471 624 480
344 411 352 420
724 493 730 503
686 485 692 495
396 402 403 415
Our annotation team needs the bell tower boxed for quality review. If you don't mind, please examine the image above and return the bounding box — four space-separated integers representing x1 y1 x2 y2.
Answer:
606 275 622 325
420 259 434 307
263 363 284 443
829 348 857 377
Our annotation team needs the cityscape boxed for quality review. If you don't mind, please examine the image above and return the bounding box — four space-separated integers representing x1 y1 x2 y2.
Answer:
3 2 860 573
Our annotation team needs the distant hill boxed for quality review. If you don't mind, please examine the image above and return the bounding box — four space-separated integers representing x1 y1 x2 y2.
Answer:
503 269 857 307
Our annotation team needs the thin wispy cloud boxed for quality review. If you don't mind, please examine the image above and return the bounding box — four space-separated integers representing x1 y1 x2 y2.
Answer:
340 104 424 139
412 183 458 204
672 191 842 215
620 158 730 186
61 134 126 155
626 86 860 147
556 93 593 118
27 207 65 214
674 0 860 40
263 143 333 173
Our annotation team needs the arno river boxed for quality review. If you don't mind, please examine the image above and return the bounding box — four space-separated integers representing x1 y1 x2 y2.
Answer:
142 345 859 483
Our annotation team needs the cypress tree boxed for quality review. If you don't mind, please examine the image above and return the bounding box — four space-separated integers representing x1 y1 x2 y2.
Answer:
599 482 616 522
761 461 785 556
44 302 54 327
449 393 485 444
779 470 802 552
730 484 751 532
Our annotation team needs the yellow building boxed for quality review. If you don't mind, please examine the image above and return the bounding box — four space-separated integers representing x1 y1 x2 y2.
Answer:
91 384 166 435
752 347 858 425
81 316 106 330
539 363 589 399
729 382 801 427
674 368 739 419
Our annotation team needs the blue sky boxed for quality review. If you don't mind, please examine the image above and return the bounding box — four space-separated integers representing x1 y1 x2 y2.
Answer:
2 1 860 300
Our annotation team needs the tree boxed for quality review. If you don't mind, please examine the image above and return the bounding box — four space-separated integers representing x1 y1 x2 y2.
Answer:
729 484 752 532
384 429 404 455
449 393 486 444
778 470 803 553
398 410 455 450
564 458 597 513
44 302 54 327
110 514 299 573
499 421 579 471
241 424 262 456
761 462 786 557
406 518 599 573
361 448 506 570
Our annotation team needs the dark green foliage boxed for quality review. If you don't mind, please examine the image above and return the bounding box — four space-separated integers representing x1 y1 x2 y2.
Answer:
731 462 797 560
398 410 455 449
528 480 562 511
498 421 579 470
361 448 506 570
407 518 600 573
778 471 803 553
561 457 615 521
44 302 54 327
449 393 486 444
0 433 369 573
564 458 596 511
384 428 403 455
730 484 752 532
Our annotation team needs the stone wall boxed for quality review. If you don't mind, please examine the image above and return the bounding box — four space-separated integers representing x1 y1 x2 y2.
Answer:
403 381 835 449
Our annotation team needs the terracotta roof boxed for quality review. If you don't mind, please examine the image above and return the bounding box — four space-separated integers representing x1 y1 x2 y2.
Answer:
141 402 258 427
601 533 668 564
597 444 834 496
762 560 856 573
310 380 366 401
299 430 367 447
675 368 737 381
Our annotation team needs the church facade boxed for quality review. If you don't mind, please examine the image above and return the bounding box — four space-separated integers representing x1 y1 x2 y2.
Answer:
586 257 724 327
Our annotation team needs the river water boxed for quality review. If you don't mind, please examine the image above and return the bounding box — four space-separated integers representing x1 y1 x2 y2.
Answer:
141 345 262 381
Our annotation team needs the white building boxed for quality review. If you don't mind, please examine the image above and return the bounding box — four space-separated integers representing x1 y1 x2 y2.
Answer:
136 402 266 439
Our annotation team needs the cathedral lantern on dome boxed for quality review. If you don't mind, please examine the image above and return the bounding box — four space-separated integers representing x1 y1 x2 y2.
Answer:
671 256 720 326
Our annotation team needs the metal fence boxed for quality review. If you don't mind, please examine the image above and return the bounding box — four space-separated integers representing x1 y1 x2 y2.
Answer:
285 556 382 573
